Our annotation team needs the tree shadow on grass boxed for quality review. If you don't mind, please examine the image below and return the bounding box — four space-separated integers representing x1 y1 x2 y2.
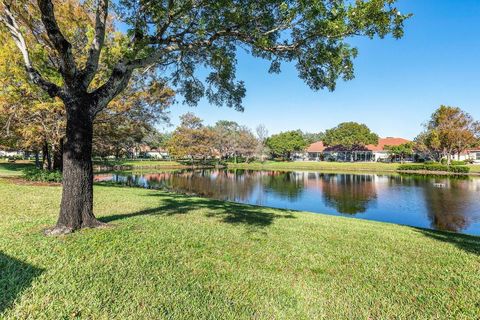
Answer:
0 252 43 314
0 162 33 175
99 192 296 228
413 228 480 256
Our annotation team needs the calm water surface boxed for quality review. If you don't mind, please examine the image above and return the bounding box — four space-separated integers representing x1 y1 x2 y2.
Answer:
95 169 480 235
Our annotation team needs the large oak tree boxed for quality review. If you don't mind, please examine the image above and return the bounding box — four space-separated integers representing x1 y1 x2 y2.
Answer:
212 120 258 162
266 130 307 159
323 122 379 149
415 105 480 164
165 113 215 160
0 0 409 234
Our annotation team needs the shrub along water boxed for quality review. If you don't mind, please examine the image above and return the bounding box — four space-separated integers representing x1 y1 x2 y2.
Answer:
398 164 470 173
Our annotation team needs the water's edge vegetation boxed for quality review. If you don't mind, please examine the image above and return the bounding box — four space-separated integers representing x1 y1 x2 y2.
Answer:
92 160 480 175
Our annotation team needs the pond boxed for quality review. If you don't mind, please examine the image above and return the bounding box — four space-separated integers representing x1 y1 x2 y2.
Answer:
94 169 480 236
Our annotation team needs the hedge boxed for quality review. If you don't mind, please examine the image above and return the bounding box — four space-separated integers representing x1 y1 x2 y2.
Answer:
397 164 470 173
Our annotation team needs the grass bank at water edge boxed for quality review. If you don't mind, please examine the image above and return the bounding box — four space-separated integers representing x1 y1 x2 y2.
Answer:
228 160 480 174
0 179 479 319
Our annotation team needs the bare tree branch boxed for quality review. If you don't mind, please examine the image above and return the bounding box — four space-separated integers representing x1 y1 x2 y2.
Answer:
80 0 109 88
1 4 64 98
37 0 77 84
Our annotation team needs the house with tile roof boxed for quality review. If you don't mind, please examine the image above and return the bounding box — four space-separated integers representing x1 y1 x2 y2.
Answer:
306 137 412 162
134 145 170 159
455 148 480 164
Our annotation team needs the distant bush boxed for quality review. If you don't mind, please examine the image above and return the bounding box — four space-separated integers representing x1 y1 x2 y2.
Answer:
23 168 62 182
398 164 470 174
449 166 470 173
450 160 466 166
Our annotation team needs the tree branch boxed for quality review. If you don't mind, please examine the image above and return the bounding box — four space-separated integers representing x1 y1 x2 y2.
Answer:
79 0 108 88
37 0 77 84
91 62 133 116
1 4 64 98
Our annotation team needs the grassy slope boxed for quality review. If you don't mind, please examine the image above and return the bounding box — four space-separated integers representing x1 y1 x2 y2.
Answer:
229 160 480 173
468 164 480 173
0 180 479 319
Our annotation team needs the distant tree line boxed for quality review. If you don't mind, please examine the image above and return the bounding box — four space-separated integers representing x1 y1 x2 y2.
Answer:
2 104 479 166
159 106 480 164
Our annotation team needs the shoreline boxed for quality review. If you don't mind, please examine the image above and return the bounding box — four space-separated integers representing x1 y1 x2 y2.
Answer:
94 163 480 177
3 160 480 177
227 162 480 176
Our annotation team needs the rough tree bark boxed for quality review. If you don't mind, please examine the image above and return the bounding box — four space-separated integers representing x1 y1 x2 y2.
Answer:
34 151 41 169
52 138 63 172
42 140 51 171
46 99 103 235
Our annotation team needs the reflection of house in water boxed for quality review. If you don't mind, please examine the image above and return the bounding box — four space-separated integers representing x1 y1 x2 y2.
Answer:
94 174 115 182
466 178 480 192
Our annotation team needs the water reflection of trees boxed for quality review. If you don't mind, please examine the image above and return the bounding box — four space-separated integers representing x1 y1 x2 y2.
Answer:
321 174 377 215
388 174 476 233
125 169 261 202
97 170 480 234
108 169 308 202
108 171 379 214
262 171 305 200
422 178 475 233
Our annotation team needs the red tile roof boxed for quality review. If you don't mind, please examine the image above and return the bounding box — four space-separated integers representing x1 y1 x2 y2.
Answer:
306 141 325 152
306 137 411 153
366 137 411 152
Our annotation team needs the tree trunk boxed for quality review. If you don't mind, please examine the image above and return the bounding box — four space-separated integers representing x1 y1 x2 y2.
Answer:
34 151 41 169
52 138 64 172
42 141 52 171
46 102 102 235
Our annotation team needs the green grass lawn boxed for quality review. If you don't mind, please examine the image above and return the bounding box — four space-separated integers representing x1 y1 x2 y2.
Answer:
229 161 402 172
0 160 34 177
468 164 480 173
1 179 479 319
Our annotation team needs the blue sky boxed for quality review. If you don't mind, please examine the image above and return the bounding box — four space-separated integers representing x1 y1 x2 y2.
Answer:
163 0 480 139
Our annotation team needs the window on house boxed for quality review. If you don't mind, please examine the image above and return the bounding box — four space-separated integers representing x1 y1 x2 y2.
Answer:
476 152 480 160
